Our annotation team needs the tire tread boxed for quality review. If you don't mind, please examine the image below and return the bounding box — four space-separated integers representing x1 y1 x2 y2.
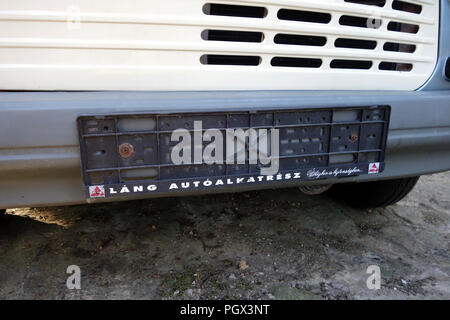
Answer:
329 177 420 208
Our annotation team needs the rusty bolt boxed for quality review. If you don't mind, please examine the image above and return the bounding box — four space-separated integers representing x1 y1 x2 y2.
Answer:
119 143 134 159
350 134 359 143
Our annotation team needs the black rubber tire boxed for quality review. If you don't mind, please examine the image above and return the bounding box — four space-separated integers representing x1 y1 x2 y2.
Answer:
329 176 420 209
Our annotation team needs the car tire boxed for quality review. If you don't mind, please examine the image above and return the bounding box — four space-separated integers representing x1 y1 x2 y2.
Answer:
329 176 420 208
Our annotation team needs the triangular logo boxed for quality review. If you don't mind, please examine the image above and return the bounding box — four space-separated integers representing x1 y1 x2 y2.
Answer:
368 162 380 174
89 185 105 198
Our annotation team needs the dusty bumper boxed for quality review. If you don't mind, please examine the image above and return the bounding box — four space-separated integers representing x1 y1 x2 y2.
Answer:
1 90 449 208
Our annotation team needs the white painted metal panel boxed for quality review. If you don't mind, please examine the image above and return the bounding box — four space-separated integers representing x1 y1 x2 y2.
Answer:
0 0 439 91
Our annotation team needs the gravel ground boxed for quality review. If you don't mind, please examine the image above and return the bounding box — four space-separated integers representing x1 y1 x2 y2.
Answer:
0 172 449 300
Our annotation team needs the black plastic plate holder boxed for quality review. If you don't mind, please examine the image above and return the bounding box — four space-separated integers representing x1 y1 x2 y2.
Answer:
77 105 390 199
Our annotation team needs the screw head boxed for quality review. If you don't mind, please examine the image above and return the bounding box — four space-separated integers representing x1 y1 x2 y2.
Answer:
118 143 134 159
350 134 359 143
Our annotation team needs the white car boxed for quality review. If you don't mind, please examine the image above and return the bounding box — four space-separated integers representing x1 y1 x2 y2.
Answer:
0 0 449 210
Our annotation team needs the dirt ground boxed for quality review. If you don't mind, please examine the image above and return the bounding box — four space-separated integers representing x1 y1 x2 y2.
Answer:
0 172 449 300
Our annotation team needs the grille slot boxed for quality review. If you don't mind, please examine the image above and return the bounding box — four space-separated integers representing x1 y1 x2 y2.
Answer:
271 57 322 68
335 38 377 50
274 34 327 47
201 30 264 43
331 60 373 70
339 15 382 29
383 42 416 53
203 3 267 18
200 54 261 66
277 9 331 24
392 1 422 14
379 62 413 72
388 21 419 34
344 0 386 7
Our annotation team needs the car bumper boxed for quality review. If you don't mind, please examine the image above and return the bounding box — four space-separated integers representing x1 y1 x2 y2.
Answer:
1 90 449 208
